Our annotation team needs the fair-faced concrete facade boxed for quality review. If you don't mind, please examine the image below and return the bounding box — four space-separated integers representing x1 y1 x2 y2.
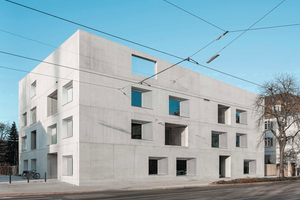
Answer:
19 30 264 186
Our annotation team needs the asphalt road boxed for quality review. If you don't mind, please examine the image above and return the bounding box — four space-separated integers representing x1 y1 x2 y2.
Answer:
1 180 300 200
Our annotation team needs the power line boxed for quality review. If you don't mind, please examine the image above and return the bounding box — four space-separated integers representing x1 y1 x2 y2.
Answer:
3 1 262 87
0 65 117 90
163 0 226 32
0 28 174 79
215 0 286 55
0 50 139 85
229 23 300 33
4 0 183 60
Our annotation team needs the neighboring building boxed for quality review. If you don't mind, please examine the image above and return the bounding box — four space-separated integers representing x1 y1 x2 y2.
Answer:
264 121 276 164
19 30 264 186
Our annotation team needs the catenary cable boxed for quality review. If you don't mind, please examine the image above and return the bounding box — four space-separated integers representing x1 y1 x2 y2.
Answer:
4 0 183 60
229 23 300 33
163 0 226 32
3 1 261 87
215 0 286 55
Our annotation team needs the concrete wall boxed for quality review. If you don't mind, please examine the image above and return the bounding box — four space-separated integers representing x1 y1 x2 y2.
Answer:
77 30 264 186
19 31 80 185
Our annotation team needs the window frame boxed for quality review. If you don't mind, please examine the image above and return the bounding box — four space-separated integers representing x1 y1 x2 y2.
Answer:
169 96 189 117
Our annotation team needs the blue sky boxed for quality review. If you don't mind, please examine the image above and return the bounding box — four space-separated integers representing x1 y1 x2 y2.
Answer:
0 0 299 124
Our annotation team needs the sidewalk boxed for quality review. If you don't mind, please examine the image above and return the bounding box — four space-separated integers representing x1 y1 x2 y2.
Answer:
0 176 212 196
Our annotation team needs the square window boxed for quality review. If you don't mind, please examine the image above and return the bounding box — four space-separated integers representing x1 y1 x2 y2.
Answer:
31 130 37 150
30 107 37 124
131 120 152 140
63 155 73 176
165 123 188 146
236 133 247 148
176 158 196 176
63 81 73 105
236 109 247 124
244 160 256 174
131 87 152 108
169 96 189 117
63 116 73 138
149 157 168 175
132 55 156 78
31 80 36 98
22 112 27 127
47 124 57 145
265 137 273 147
47 90 58 117
211 131 227 148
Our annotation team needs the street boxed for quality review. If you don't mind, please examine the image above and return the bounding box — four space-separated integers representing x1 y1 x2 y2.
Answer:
1 180 300 200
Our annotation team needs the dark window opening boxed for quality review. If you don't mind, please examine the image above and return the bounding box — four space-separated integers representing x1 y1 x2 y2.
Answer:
149 159 158 175
131 123 142 139
244 161 249 174
177 160 187 176
236 135 240 147
212 133 219 148
165 123 187 146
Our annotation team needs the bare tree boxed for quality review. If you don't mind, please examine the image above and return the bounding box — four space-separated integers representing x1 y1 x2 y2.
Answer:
254 74 300 178
0 122 10 141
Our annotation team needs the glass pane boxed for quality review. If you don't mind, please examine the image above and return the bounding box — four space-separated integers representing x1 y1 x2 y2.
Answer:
149 159 158 175
176 160 187 176
236 111 240 123
212 133 219 147
131 90 142 107
169 99 180 116
236 135 240 147
132 56 155 77
51 128 57 144
131 123 142 139
244 161 249 174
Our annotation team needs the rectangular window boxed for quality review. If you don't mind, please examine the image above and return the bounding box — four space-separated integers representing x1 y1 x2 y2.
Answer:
63 116 73 138
236 109 247 124
131 87 152 108
169 96 189 117
31 159 37 170
265 121 274 130
22 112 27 127
265 137 273 147
176 158 196 176
30 107 36 124
149 157 168 175
47 124 57 145
22 136 27 151
265 155 275 164
132 55 156 78
63 155 73 176
274 104 281 111
165 123 188 146
211 131 227 148
24 160 28 171
236 133 247 148
47 90 58 117
218 105 230 124
131 120 152 140
31 130 37 150
63 81 73 105
31 80 36 98
244 160 256 174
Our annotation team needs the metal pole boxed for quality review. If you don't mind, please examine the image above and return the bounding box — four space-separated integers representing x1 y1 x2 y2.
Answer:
45 173 46 182
27 174 29 183
9 174 11 184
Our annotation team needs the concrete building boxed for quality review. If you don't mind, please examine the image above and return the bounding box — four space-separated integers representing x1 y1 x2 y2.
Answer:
19 30 264 186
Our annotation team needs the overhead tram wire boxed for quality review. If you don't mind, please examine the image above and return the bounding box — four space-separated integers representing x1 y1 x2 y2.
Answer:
162 0 226 32
4 0 183 60
213 0 286 57
229 23 300 33
4 0 261 87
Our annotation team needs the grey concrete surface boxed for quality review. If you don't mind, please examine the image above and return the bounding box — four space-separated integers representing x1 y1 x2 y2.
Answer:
1 180 300 200
0 177 210 195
